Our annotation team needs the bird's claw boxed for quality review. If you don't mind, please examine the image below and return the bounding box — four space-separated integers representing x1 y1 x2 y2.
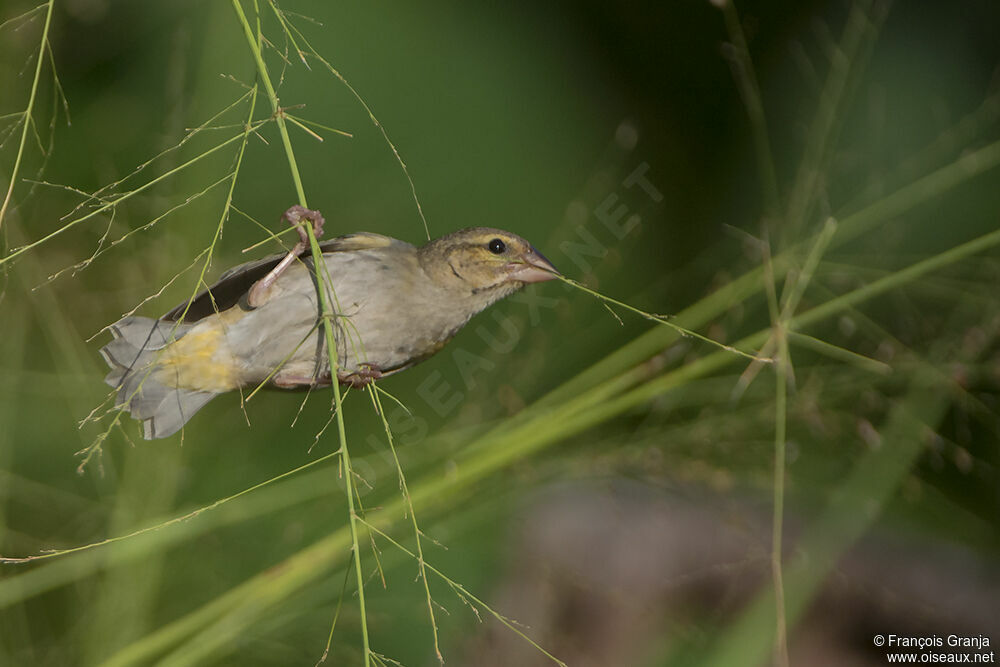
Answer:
283 205 325 244
339 364 383 388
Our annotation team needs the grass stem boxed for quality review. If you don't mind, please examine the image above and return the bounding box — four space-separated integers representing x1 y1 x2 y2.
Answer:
0 0 54 230
230 1 370 663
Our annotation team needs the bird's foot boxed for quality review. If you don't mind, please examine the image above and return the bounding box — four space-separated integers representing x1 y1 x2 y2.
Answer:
338 364 384 388
247 205 327 308
283 205 325 244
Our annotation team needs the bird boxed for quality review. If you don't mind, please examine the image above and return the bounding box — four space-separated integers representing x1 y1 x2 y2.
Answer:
100 206 559 439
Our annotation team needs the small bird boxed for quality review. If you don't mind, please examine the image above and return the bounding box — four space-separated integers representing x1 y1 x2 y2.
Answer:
101 206 558 439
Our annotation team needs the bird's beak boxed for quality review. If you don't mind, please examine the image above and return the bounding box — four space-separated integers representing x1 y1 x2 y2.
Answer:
508 247 559 284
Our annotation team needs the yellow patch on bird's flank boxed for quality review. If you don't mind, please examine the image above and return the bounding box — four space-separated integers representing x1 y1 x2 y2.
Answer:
154 325 239 393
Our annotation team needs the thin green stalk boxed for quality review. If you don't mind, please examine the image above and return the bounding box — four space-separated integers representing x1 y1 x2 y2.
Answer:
167 86 259 325
233 0 305 204
360 519 567 667
319 551 356 665
0 0 54 230
785 1 885 235
229 1 370 663
703 357 972 667
1 451 337 566
779 217 838 320
787 330 890 374
129 532 353 667
537 134 1000 411
771 328 789 667
368 386 442 663
553 274 770 363
0 131 251 267
759 228 789 667
265 1 431 239
609 224 1000 423
720 0 779 215
758 220 840 644
60 87 257 222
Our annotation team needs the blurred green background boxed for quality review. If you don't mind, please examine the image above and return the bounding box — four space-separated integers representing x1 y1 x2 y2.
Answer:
2 1 999 665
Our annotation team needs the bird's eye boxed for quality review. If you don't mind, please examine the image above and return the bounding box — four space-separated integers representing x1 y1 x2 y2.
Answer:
488 238 506 254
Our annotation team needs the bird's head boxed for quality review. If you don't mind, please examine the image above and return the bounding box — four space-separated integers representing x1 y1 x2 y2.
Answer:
419 227 559 301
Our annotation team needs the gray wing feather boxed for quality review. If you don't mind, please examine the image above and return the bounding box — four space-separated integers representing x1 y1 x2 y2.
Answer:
161 234 406 323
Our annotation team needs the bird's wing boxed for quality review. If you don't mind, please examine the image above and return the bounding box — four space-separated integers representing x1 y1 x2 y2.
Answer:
161 232 406 323
319 232 398 253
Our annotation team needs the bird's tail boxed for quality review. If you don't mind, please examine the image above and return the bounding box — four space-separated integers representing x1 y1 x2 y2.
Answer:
100 316 218 439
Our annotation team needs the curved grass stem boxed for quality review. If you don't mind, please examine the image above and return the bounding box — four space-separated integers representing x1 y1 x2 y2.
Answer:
0 0 54 230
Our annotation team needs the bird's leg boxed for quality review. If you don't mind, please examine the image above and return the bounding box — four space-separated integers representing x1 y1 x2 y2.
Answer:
247 205 326 307
273 372 332 389
272 365 382 389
